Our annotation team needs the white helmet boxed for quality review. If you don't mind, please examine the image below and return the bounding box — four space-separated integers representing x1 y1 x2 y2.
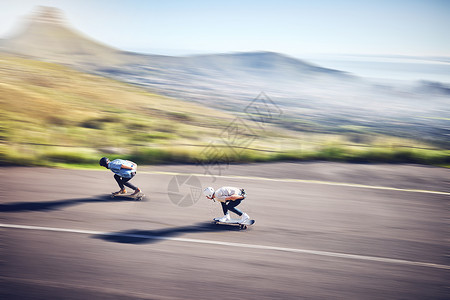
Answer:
203 187 215 198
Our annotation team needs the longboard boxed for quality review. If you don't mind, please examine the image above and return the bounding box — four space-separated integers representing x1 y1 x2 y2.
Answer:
213 218 255 229
110 192 145 201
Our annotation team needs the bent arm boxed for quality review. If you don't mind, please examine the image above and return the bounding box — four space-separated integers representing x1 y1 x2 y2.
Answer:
121 163 136 170
225 194 244 201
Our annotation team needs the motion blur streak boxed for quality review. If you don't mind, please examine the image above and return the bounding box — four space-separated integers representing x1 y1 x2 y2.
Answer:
144 171 450 196
1 223 449 270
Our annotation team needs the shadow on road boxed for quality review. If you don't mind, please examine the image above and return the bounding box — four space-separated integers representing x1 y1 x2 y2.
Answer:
0 195 135 212
94 222 244 244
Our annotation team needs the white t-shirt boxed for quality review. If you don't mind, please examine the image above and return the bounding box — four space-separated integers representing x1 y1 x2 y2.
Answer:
214 186 242 202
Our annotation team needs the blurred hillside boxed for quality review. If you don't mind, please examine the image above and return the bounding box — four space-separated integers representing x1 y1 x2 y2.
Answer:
0 53 286 165
0 7 448 167
1 53 448 167
2 7 448 148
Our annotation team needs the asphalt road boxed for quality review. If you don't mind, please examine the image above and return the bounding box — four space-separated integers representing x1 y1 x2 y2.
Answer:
0 162 449 299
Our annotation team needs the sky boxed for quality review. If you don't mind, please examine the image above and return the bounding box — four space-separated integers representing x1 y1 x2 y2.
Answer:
0 0 449 58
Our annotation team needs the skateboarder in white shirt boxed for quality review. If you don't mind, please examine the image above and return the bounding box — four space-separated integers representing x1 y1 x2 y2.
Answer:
203 186 250 222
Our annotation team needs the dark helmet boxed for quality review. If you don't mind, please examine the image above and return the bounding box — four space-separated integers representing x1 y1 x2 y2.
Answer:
99 157 109 167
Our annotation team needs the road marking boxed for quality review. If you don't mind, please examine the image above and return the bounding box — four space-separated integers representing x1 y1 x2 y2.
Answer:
1 223 449 270
142 171 450 196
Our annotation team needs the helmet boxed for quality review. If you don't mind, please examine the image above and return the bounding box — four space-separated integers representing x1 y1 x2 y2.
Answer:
203 187 215 198
99 157 109 167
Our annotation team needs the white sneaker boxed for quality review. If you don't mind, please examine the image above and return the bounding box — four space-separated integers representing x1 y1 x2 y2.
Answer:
218 214 231 222
240 213 249 222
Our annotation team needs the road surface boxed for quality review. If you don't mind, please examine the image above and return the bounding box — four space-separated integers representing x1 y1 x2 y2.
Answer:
0 162 449 299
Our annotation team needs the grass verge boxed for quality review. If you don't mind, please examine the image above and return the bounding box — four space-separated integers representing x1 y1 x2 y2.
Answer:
1 143 448 168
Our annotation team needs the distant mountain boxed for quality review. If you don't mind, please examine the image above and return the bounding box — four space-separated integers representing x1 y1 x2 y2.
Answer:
92 50 356 110
414 81 450 95
0 7 347 74
0 6 352 102
0 6 140 67
187 51 346 76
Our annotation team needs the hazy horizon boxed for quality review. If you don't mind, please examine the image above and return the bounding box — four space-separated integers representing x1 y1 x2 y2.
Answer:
1 0 449 57
2 1 450 82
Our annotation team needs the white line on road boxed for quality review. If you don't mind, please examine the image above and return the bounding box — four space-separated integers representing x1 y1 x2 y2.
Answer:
143 171 450 196
1 223 449 270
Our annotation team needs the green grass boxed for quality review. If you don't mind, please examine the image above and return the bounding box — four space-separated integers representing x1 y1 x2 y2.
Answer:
278 146 450 165
2 142 448 168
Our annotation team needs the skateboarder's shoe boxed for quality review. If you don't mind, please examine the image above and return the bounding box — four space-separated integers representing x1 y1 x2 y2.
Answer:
112 189 127 195
217 214 231 222
240 213 250 222
131 189 141 196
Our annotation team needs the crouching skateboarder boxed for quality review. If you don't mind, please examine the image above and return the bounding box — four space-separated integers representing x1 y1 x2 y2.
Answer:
203 186 251 223
99 157 142 197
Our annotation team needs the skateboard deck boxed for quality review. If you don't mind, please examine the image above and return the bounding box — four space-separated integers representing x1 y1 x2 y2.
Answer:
213 218 255 229
110 192 145 201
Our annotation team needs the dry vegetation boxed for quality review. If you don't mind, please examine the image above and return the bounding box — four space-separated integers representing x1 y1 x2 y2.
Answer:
0 54 448 167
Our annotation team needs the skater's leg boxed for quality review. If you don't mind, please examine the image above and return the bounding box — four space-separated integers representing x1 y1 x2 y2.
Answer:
121 175 141 195
122 177 138 190
226 199 243 216
221 202 228 215
114 174 125 190
214 202 231 222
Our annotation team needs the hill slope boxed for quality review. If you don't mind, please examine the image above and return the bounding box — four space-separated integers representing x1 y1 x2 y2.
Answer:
0 7 448 166
0 53 447 167
3 7 446 148
1 53 292 165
